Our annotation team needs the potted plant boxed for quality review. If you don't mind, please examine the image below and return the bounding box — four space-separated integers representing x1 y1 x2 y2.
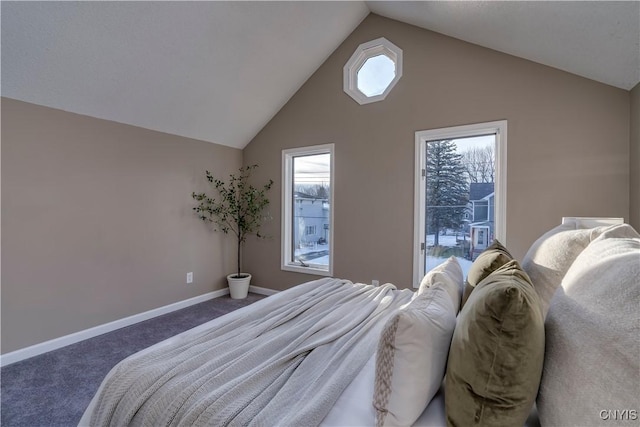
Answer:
192 165 273 299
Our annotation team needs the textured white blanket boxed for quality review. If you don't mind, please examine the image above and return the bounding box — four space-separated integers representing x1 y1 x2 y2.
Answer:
86 278 412 427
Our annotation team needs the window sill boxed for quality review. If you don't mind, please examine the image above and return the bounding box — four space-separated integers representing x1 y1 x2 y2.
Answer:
281 264 333 277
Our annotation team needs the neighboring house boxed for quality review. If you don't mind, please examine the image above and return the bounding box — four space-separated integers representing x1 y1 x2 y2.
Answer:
468 183 495 259
293 192 330 248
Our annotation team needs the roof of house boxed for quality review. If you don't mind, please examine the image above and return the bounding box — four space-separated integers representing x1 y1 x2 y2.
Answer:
469 183 494 201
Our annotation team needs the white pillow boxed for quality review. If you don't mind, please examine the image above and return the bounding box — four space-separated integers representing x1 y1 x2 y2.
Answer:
521 222 608 318
417 256 463 313
373 285 457 427
538 225 640 426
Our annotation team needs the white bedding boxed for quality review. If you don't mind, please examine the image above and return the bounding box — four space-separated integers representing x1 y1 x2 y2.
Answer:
81 278 414 427
81 282 539 427
321 352 447 427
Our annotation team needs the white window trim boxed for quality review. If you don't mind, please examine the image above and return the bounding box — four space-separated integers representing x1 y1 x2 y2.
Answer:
282 144 335 276
413 120 508 287
343 37 403 105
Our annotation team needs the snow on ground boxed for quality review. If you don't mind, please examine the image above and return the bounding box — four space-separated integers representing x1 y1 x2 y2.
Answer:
307 255 329 265
425 233 473 277
425 234 468 247
426 256 473 278
294 244 329 266
293 233 472 274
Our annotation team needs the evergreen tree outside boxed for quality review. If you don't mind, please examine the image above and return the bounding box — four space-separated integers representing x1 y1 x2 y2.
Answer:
426 140 469 247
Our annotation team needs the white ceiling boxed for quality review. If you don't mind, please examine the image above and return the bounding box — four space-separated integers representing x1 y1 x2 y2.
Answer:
2 1 639 149
1 1 370 149
368 1 640 91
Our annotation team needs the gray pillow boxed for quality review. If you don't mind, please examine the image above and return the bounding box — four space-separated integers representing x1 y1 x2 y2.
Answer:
537 224 640 426
446 260 545 427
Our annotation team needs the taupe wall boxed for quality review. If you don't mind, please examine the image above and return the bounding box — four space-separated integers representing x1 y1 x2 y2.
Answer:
1 98 241 353
243 14 630 291
630 83 640 230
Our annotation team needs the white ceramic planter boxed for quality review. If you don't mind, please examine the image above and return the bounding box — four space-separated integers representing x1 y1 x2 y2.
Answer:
227 273 252 299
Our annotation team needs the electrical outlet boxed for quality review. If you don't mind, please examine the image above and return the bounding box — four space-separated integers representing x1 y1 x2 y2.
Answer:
372 280 379 287
186 272 193 284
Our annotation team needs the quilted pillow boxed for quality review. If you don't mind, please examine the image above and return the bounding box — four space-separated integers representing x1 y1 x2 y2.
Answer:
373 284 458 427
461 240 512 309
521 221 609 318
537 224 640 426
418 256 463 312
446 260 545 427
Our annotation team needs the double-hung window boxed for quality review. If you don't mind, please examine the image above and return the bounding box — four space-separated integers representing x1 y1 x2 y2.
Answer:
282 144 334 275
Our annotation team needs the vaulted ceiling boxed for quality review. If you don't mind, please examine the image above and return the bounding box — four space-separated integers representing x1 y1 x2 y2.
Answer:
3 1 639 149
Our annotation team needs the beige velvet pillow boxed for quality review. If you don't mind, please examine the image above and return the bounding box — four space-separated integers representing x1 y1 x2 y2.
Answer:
521 222 609 318
461 240 512 309
537 225 640 426
374 284 458 427
446 260 545 427
418 256 463 313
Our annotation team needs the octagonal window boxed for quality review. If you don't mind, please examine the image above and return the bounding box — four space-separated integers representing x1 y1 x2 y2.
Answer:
357 54 396 97
344 37 402 105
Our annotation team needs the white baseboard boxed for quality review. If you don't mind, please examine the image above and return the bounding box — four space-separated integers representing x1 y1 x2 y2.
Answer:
249 285 279 296
0 285 280 367
0 288 230 367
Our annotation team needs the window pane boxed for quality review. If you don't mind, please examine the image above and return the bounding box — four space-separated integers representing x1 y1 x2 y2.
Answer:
357 54 396 97
425 135 496 278
292 153 331 267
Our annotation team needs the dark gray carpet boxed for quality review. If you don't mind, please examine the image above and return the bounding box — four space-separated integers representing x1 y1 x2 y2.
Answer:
1 293 265 427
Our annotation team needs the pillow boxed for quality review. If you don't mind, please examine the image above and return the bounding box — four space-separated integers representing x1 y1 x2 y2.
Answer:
521 222 609 318
445 260 545 427
537 226 640 426
418 256 464 312
373 284 458 427
461 240 512 309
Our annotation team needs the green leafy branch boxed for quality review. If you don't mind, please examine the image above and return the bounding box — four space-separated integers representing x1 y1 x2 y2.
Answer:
192 165 273 277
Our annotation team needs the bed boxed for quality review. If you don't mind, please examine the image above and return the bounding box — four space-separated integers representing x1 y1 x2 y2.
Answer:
80 218 639 427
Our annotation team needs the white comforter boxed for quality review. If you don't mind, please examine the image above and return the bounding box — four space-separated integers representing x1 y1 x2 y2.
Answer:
81 278 413 427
